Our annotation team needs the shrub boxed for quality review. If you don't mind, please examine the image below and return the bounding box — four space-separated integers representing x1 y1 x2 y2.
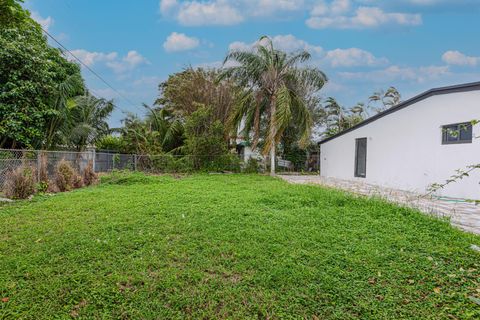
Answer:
36 181 49 193
96 135 127 153
244 157 262 173
209 154 241 172
47 180 59 193
54 160 76 192
37 152 49 192
73 173 84 189
184 106 229 171
83 161 98 186
4 165 37 199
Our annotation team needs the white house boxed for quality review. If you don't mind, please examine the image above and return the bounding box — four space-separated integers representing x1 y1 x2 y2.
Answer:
319 82 480 200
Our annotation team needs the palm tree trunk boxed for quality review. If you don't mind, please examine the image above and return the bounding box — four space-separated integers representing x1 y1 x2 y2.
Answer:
270 143 276 175
269 95 276 176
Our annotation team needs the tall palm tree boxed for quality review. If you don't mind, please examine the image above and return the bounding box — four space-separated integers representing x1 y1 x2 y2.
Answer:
66 91 114 151
323 97 347 137
220 36 327 175
350 102 367 118
369 86 401 113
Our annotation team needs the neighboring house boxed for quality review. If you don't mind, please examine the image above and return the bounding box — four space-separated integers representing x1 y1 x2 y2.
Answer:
236 141 263 163
318 82 480 200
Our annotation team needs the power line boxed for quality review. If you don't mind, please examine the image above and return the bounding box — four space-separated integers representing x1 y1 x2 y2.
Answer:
39 26 142 114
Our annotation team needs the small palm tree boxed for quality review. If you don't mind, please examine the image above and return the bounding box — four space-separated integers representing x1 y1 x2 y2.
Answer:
44 73 84 149
143 104 184 153
66 92 114 151
220 36 327 175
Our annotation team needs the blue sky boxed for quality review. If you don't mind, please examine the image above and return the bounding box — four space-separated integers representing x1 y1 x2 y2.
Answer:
25 0 480 127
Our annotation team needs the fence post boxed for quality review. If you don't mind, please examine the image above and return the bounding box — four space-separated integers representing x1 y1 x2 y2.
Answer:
91 149 96 173
134 154 137 171
36 151 41 182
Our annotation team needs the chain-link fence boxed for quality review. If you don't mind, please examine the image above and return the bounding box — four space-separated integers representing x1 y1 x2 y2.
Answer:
0 149 135 190
0 149 251 191
0 148 319 192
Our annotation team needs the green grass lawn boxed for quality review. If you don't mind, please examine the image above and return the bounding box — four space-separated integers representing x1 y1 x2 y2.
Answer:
1 173 479 319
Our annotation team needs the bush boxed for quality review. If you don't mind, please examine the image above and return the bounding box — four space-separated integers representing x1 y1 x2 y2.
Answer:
243 157 262 173
73 173 84 189
96 135 127 153
37 152 49 192
209 154 241 172
4 165 37 199
54 160 76 192
184 106 229 171
148 154 193 174
83 161 98 186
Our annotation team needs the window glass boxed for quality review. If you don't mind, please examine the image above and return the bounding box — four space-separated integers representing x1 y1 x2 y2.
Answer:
459 123 473 141
442 122 472 144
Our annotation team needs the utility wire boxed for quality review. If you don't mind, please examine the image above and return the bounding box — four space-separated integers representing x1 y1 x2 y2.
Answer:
39 26 141 113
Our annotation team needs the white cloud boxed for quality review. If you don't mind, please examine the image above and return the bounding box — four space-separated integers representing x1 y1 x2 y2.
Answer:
31 11 54 31
229 35 323 56
307 6 422 29
325 48 388 67
159 0 425 29
106 51 149 74
70 49 118 67
68 49 148 74
160 0 178 14
339 65 450 83
163 32 200 52
330 0 351 15
442 50 479 66
250 0 305 16
177 1 244 26
227 35 387 68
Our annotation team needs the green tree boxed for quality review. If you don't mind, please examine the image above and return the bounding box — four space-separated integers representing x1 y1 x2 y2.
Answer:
184 106 228 170
156 68 241 129
120 104 185 155
0 0 28 27
66 92 114 151
221 36 327 175
0 4 85 149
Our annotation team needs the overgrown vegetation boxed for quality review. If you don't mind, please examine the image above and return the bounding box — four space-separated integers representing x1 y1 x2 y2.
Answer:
3 158 99 199
3 165 36 199
0 173 479 318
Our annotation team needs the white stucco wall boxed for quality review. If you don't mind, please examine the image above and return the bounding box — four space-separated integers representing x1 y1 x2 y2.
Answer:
320 90 480 199
244 147 262 161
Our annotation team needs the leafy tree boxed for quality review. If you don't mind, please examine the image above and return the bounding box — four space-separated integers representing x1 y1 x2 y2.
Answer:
65 92 114 151
221 36 327 175
0 0 28 27
96 135 128 153
183 106 229 170
0 4 85 149
156 68 241 129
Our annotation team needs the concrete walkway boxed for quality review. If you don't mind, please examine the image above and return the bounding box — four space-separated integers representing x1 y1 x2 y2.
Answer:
279 175 480 235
